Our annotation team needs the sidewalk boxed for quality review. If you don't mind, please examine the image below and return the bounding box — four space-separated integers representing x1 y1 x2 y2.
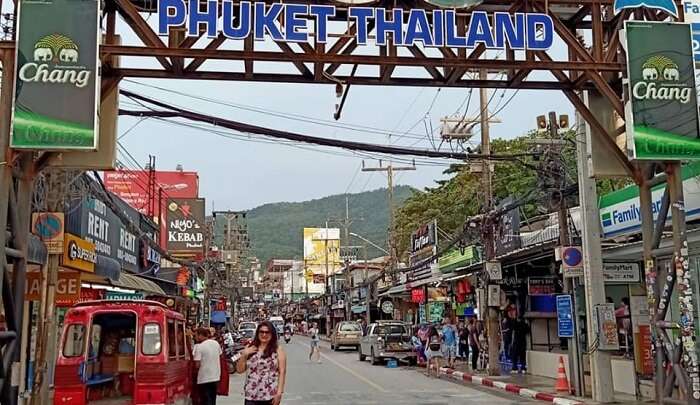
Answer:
428 361 649 405
431 362 586 405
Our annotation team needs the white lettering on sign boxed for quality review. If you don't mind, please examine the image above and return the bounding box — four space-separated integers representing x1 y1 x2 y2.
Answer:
68 240 97 264
87 212 110 242
632 81 692 104
18 63 91 88
120 229 136 252
56 277 79 295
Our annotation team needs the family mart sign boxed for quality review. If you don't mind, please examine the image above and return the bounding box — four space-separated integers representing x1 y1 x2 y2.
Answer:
599 162 700 238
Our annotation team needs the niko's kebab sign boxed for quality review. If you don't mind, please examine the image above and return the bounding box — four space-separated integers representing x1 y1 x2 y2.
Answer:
158 1 555 51
624 21 700 160
11 0 100 150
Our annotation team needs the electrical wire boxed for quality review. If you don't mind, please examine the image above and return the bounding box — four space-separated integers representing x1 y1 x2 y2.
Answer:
118 89 540 162
122 80 430 141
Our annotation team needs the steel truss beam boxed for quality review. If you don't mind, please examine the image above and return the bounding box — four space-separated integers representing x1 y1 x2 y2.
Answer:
0 0 691 403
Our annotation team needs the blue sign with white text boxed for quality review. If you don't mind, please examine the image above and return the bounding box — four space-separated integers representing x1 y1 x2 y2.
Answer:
158 0 555 51
556 295 574 338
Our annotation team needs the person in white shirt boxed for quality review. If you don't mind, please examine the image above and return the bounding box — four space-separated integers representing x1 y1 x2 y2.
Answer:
193 327 223 405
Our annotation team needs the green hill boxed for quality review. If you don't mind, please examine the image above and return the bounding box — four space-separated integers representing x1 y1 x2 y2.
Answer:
247 186 414 265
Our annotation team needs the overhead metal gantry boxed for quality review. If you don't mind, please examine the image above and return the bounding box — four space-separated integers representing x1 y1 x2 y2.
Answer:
0 0 690 403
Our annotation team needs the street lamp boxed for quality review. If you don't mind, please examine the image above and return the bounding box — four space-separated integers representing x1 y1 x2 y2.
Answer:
349 232 389 255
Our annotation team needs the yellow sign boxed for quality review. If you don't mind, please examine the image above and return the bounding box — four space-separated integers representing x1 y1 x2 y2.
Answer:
304 269 313 282
61 233 96 273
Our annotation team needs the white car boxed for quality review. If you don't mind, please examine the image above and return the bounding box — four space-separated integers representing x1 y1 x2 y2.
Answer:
238 321 258 332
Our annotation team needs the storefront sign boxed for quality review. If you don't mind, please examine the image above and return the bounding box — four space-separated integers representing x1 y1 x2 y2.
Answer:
80 287 103 302
556 295 574 338
25 271 42 301
159 2 554 51
485 261 502 280
427 286 448 302
381 300 394 314
599 162 700 238
61 233 96 273
636 325 654 375
495 197 521 256
32 212 64 254
66 196 140 272
603 262 641 283
105 291 144 301
624 21 700 160
411 287 425 304
56 270 81 306
165 198 205 255
528 277 557 295
11 0 100 150
684 1 700 63
438 246 480 273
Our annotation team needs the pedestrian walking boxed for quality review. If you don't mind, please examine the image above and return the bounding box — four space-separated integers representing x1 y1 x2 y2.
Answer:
425 325 442 377
309 322 321 363
237 321 287 405
441 317 458 368
193 327 223 405
467 317 481 371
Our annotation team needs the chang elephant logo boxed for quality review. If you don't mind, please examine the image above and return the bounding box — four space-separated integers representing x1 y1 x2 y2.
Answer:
33 34 79 64
18 33 91 88
632 55 692 104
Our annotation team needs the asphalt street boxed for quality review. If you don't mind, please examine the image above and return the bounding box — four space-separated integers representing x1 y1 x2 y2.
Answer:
220 335 532 404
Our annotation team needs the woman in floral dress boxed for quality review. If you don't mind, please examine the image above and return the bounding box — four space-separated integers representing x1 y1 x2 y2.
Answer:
236 321 287 405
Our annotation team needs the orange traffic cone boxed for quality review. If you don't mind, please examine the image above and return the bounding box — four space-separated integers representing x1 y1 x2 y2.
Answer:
555 356 570 393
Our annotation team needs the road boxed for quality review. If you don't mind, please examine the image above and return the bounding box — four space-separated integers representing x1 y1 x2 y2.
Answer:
220 336 532 404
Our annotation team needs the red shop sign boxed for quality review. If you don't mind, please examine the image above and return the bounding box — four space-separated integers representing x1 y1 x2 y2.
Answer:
411 288 425 304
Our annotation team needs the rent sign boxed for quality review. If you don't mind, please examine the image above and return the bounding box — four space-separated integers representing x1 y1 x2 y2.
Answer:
158 1 555 51
11 0 100 150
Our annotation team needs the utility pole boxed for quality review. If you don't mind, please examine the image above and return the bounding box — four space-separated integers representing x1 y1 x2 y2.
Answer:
478 69 500 377
576 111 614 402
361 160 415 273
34 170 70 405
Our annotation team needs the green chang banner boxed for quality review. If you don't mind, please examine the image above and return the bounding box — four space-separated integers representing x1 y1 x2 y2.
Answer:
624 21 700 160
11 0 100 150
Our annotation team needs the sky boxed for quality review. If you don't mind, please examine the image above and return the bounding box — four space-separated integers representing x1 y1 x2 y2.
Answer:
113 10 575 212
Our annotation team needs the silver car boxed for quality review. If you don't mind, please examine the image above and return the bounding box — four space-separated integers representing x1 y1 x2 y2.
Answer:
358 321 417 366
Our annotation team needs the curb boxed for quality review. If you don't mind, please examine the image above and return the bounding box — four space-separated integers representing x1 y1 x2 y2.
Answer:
437 367 586 405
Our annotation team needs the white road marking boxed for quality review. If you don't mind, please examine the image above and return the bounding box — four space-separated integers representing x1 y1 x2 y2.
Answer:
299 340 388 393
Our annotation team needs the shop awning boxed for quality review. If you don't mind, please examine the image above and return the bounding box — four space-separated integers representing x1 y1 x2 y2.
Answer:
114 273 166 296
95 255 120 281
379 284 407 297
27 234 48 265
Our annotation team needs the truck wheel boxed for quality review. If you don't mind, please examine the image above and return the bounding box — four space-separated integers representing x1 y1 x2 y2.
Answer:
371 348 381 366
358 348 366 362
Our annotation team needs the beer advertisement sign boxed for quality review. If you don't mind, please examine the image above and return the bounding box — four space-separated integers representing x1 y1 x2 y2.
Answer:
11 0 100 150
624 21 700 160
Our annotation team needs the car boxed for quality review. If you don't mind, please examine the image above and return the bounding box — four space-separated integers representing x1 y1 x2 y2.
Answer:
238 328 256 345
269 316 285 335
330 321 362 351
358 320 417 366
238 321 258 332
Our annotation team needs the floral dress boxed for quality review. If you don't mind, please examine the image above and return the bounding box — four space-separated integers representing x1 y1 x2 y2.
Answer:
244 350 279 401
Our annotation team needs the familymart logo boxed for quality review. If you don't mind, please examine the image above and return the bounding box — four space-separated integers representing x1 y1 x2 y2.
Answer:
632 55 692 104
18 33 91 88
601 199 663 230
